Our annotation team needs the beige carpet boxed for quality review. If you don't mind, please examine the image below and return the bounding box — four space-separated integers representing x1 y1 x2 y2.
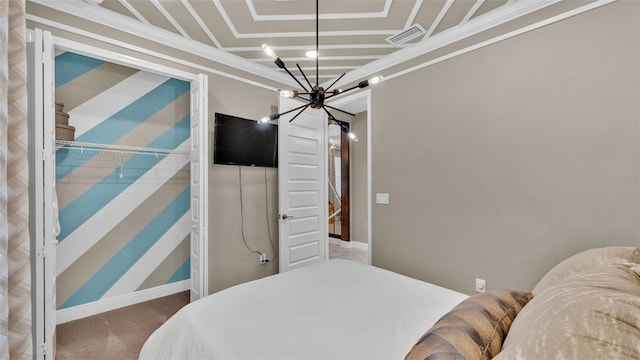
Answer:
56 291 189 360
329 243 368 264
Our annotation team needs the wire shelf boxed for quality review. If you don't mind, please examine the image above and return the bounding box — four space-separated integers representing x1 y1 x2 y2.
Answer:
55 140 190 156
55 140 191 173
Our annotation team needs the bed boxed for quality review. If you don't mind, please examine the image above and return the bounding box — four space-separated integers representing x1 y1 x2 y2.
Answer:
139 259 468 359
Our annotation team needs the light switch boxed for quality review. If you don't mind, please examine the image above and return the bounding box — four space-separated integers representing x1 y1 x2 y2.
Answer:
376 193 389 204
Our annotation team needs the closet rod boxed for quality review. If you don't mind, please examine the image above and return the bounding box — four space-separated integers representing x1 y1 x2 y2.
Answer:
55 140 190 156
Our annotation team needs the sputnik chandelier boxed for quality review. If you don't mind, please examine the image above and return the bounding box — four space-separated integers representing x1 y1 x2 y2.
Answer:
259 0 383 141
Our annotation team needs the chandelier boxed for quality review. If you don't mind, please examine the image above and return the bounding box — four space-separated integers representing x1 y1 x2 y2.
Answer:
259 0 383 141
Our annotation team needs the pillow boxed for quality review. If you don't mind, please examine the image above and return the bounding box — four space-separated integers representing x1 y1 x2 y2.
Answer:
532 246 639 295
494 262 640 360
405 289 532 360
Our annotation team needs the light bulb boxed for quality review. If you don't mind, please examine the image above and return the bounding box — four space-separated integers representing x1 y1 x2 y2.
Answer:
348 132 358 141
258 116 270 123
305 50 319 58
369 76 383 85
280 90 297 98
262 44 278 61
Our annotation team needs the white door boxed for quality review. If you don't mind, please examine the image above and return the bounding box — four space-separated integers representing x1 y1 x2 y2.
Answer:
189 74 209 301
28 28 57 359
278 97 327 272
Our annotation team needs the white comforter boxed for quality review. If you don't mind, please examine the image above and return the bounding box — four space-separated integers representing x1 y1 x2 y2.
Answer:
140 259 467 359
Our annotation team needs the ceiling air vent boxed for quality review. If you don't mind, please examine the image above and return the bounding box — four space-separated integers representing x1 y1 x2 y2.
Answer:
386 24 426 47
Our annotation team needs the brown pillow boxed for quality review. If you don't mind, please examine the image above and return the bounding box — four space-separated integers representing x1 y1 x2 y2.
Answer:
405 289 532 360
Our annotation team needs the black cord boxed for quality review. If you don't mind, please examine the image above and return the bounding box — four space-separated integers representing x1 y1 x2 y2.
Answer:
238 166 261 255
264 167 277 263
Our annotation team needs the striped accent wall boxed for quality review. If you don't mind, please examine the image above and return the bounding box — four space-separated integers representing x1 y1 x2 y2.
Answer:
54 52 191 310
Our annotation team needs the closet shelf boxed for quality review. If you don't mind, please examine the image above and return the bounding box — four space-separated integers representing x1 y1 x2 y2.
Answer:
55 140 190 157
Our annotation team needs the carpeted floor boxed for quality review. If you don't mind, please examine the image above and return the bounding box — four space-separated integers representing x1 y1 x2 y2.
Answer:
329 243 368 264
56 291 189 360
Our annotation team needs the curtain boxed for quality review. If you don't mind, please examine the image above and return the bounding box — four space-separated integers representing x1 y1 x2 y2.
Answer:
0 0 32 358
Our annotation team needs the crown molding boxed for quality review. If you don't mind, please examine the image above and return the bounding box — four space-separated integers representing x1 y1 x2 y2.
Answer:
28 0 296 88
245 0 392 21
325 0 564 88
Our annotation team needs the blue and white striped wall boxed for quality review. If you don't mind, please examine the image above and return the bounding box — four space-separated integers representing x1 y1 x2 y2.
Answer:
54 51 191 312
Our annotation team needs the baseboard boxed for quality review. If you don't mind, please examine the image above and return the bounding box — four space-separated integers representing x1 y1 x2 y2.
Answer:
56 280 190 325
328 237 369 251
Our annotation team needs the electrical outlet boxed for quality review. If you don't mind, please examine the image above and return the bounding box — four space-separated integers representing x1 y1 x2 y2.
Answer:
475 278 486 293
259 253 268 265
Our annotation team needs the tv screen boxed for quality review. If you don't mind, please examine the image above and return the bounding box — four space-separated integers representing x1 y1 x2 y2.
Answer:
213 113 278 168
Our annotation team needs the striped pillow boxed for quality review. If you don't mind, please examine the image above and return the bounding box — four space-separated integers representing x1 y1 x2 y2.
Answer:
405 289 532 360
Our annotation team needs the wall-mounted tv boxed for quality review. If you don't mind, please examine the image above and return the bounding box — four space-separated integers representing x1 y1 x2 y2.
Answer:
213 113 278 168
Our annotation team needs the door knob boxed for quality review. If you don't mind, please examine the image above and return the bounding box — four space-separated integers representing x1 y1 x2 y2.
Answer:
281 213 294 220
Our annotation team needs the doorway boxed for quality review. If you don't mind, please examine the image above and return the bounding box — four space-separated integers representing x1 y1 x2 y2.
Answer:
29 28 208 359
326 91 371 265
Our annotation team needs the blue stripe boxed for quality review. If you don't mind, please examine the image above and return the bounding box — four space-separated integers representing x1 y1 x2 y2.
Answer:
55 52 105 88
167 257 190 284
76 78 190 144
55 114 190 182
56 116 191 240
59 187 190 309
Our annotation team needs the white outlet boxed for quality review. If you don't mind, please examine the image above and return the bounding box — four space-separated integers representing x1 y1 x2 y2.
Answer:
475 278 486 293
376 193 389 204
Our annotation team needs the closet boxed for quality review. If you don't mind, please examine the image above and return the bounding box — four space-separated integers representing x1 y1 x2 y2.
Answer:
28 29 208 359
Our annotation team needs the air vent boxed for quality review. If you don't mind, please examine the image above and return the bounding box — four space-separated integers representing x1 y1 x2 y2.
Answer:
385 24 427 47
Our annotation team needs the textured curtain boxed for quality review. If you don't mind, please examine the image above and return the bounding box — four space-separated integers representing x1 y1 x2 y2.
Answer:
0 0 32 358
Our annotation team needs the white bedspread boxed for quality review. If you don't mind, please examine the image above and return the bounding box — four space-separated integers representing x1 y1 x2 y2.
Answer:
139 259 467 359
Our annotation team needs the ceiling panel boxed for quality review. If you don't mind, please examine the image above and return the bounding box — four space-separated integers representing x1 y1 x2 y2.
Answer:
28 0 606 89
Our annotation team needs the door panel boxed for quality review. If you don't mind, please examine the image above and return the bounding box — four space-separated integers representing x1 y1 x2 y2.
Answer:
278 97 327 272
28 28 56 360
189 74 208 301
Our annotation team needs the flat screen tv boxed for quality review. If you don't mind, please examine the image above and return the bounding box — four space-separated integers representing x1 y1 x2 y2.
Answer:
213 113 278 168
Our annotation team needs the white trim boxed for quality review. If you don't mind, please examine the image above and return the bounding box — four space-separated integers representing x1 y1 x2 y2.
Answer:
150 0 191 39
384 0 618 83
405 0 424 30
27 15 280 91
424 0 455 39
180 0 221 48
28 0 294 87
329 237 369 251
119 0 151 26
253 55 384 62
56 280 190 324
245 0 392 21
352 241 369 251
325 0 562 88
460 0 486 25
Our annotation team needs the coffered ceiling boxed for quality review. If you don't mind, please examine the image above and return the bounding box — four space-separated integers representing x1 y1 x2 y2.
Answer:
28 0 609 89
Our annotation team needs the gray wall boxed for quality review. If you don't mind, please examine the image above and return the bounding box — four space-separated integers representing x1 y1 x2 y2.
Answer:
371 1 640 294
351 111 368 245
207 76 279 293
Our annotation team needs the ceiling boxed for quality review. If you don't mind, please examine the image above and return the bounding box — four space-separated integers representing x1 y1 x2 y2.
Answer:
29 0 606 89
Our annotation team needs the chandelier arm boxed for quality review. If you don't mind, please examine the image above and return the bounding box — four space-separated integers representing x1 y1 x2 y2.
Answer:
297 64 314 91
325 73 345 92
324 85 360 101
321 106 334 120
282 65 310 92
276 102 310 118
323 104 356 117
289 104 311 123
323 107 351 135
